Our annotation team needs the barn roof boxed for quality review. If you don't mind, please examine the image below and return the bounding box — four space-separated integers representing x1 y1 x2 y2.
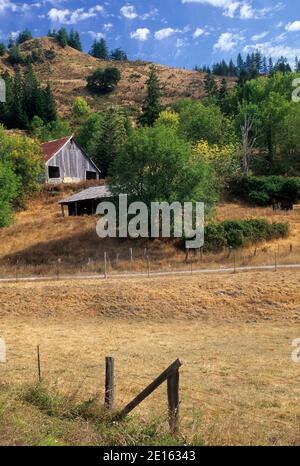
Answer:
59 185 112 204
41 136 72 162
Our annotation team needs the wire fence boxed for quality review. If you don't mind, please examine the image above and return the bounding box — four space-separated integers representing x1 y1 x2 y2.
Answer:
0 242 300 281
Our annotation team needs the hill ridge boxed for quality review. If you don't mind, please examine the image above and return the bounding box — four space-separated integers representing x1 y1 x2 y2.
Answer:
0 37 236 117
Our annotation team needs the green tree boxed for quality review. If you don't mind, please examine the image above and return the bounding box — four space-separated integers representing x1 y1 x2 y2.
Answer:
86 67 121 94
16 29 32 45
0 159 19 227
204 73 218 101
57 28 68 47
75 112 104 157
110 48 127 61
0 43 6 56
175 100 225 145
138 66 162 126
72 97 90 118
109 125 217 207
0 125 44 213
42 83 57 122
68 29 82 51
155 110 180 131
93 106 127 177
90 38 109 59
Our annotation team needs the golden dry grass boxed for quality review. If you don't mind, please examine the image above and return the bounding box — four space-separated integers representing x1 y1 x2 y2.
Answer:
0 37 236 117
0 185 299 277
1 272 300 445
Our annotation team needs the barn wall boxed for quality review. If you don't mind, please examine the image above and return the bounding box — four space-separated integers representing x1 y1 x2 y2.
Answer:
46 139 99 183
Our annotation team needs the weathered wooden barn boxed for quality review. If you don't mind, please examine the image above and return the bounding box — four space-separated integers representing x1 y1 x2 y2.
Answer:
59 185 112 217
41 135 101 183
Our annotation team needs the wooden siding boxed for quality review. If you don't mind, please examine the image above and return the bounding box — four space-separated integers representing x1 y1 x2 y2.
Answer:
45 139 99 183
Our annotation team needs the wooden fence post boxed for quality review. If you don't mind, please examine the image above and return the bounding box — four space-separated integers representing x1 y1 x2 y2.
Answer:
167 369 180 435
37 345 42 383
147 256 150 278
118 359 182 420
104 251 107 279
105 357 115 410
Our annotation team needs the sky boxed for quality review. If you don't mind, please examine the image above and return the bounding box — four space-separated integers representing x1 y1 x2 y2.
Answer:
0 0 300 68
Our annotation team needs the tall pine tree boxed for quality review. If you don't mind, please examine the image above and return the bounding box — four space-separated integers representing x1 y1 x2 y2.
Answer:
138 66 162 127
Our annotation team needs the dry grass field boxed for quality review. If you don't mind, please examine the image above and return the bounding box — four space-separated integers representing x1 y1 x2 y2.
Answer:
0 183 300 278
0 37 236 117
1 188 300 445
1 272 300 445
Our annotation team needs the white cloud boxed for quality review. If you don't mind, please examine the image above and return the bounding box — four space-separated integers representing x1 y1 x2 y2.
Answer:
120 5 138 19
47 6 104 24
286 21 300 32
0 0 18 13
130 28 150 41
214 31 243 51
88 31 105 40
154 28 179 40
193 27 205 38
244 41 300 62
251 31 268 42
182 0 282 20
176 38 189 48
104 23 113 31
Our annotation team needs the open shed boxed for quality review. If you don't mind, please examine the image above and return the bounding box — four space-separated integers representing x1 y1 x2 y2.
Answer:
59 185 112 217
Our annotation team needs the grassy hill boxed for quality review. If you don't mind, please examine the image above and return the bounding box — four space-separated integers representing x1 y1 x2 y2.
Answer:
0 37 236 117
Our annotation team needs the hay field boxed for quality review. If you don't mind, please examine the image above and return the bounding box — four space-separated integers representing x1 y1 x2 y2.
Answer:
1 184 300 278
1 272 300 445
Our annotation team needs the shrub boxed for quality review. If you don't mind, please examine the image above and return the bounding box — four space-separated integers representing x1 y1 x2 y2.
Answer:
0 42 6 56
230 176 300 206
203 219 289 251
86 67 121 94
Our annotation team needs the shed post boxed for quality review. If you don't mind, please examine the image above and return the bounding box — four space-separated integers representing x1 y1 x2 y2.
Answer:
61 204 65 218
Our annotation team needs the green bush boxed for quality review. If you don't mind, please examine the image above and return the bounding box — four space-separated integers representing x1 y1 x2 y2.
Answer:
231 176 300 206
86 67 121 94
204 219 289 251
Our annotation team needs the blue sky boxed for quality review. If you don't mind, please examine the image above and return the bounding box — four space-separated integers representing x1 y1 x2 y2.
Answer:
0 0 300 68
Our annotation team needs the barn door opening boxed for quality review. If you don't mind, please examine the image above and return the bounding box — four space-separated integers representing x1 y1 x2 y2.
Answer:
86 171 97 180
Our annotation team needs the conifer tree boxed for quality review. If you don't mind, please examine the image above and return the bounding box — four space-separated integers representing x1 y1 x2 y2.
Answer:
94 106 127 177
138 66 162 127
42 83 57 123
90 38 109 59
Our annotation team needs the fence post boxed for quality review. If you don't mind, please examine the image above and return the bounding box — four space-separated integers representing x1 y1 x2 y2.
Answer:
147 256 150 278
167 369 180 435
105 356 115 410
37 345 42 383
129 248 133 262
104 251 107 279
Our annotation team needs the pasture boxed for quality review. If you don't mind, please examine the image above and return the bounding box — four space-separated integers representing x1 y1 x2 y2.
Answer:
1 271 300 445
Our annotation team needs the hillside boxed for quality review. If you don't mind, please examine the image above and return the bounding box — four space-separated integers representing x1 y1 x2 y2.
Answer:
0 37 236 117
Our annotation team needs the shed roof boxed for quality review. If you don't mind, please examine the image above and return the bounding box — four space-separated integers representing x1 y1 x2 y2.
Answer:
41 136 72 162
59 185 112 204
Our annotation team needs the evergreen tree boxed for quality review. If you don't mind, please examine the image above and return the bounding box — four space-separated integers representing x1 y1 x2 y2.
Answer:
23 64 43 121
42 83 57 122
204 73 218 100
57 28 68 47
12 69 28 129
68 29 82 51
94 106 127 177
218 78 229 113
90 38 109 59
110 48 128 61
8 33 15 49
16 29 32 45
138 66 162 127
0 43 6 56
